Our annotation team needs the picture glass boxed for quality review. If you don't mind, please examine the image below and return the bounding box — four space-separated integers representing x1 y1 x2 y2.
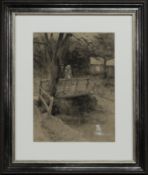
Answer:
15 15 133 162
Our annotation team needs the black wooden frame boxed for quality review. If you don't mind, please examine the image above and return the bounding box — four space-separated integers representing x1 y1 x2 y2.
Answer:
0 0 148 174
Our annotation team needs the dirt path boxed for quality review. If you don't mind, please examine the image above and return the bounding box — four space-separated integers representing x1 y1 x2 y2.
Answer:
34 105 88 141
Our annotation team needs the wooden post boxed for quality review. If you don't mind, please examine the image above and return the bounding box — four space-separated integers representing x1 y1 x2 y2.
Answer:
48 96 54 115
40 95 50 113
38 81 42 104
39 86 54 117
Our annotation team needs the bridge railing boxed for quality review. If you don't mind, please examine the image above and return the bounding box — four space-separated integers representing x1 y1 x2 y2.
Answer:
39 79 53 116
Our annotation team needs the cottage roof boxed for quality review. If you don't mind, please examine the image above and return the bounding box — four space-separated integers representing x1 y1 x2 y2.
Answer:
106 59 114 66
90 57 104 65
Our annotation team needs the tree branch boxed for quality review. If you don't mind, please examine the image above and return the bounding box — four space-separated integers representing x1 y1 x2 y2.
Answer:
44 33 53 61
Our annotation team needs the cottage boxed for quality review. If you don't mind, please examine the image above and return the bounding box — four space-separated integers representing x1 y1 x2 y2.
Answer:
89 57 104 75
106 59 114 78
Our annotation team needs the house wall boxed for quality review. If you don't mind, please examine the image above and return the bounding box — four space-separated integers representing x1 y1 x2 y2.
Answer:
89 65 104 75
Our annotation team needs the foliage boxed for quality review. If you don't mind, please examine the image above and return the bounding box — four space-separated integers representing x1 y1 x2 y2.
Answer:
33 33 114 78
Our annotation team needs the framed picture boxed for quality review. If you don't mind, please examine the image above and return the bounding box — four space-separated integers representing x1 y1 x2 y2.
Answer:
0 0 148 174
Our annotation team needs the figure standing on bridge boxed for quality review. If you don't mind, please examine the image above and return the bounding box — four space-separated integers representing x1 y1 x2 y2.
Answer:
64 65 72 79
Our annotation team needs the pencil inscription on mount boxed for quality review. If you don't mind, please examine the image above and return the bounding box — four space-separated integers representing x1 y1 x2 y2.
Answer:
33 33 115 142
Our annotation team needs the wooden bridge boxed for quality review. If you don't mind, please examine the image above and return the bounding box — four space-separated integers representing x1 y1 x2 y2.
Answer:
55 77 96 98
39 77 97 115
